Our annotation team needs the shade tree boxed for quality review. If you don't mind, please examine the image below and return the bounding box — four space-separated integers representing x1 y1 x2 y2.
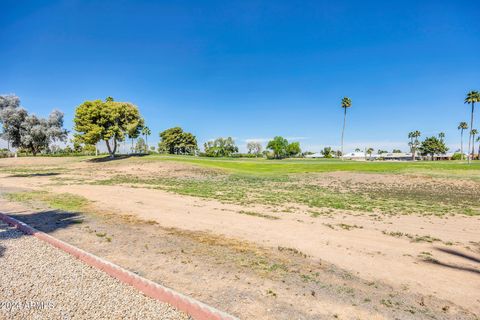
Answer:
321 147 334 158
286 141 301 156
73 98 144 158
158 127 197 155
419 135 448 160
204 137 238 157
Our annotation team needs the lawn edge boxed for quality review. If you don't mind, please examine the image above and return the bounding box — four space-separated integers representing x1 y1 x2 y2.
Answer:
0 212 238 320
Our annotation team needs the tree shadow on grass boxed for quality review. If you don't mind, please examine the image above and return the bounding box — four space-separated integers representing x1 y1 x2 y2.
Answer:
7 172 61 178
88 154 148 163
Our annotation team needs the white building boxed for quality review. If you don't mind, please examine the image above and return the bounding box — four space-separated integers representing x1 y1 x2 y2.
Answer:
305 152 324 158
342 152 366 160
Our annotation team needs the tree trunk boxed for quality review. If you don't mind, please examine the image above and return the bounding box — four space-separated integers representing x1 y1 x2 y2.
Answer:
478 140 480 160
460 130 464 160
410 138 414 161
473 134 476 160
468 102 475 164
341 107 347 160
105 140 114 158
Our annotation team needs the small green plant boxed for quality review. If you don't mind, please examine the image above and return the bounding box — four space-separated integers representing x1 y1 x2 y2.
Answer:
266 289 277 297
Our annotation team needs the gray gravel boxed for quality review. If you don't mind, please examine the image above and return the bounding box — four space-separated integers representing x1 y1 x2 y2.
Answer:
0 222 190 320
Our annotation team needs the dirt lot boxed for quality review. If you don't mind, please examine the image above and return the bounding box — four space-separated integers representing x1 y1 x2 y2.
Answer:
0 156 479 319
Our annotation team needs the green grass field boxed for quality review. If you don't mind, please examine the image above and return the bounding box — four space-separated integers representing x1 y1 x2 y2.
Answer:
137 154 480 174
89 155 480 216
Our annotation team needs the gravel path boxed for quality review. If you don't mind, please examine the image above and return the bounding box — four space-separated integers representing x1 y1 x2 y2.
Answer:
0 222 190 320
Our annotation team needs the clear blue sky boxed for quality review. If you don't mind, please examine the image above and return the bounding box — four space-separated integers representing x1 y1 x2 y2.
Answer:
1 0 479 152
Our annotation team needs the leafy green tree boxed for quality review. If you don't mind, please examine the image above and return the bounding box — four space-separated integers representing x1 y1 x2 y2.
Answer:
458 122 468 160
354 148 361 152
286 142 301 157
204 137 238 157
392 149 402 153
340 97 352 160
267 136 289 159
377 149 387 155
465 91 480 163
158 127 197 155
321 147 334 158
419 136 449 160
408 130 421 160
246 141 262 156
73 98 144 158
366 147 374 158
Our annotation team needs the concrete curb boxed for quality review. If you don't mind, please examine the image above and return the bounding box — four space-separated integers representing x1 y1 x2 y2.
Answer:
0 213 239 320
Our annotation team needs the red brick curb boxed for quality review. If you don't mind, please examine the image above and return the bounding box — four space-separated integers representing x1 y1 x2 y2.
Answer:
0 213 239 320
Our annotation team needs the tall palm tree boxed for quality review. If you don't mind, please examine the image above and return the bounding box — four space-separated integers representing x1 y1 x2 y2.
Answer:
465 91 480 163
471 129 478 160
408 130 421 160
340 97 352 160
458 122 468 160
142 126 151 153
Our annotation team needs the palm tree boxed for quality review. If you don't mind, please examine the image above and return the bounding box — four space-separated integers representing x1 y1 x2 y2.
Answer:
438 132 445 141
465 91 480 163
142 126 151 153
458 122 468 160
471 129 478 160
408 130 421 160
366 147 374 160
340 97 352 160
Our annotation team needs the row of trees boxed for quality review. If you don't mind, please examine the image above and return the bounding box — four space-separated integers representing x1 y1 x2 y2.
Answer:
464 91 480 163
3 92 477 161
73 99 303 159
0 95 68 155
341 91 480 162
404 91 480 161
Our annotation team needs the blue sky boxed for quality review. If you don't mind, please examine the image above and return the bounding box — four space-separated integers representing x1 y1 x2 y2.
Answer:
1 0 479 152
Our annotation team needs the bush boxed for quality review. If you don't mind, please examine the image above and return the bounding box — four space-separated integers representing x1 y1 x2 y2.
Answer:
451 153 463 160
